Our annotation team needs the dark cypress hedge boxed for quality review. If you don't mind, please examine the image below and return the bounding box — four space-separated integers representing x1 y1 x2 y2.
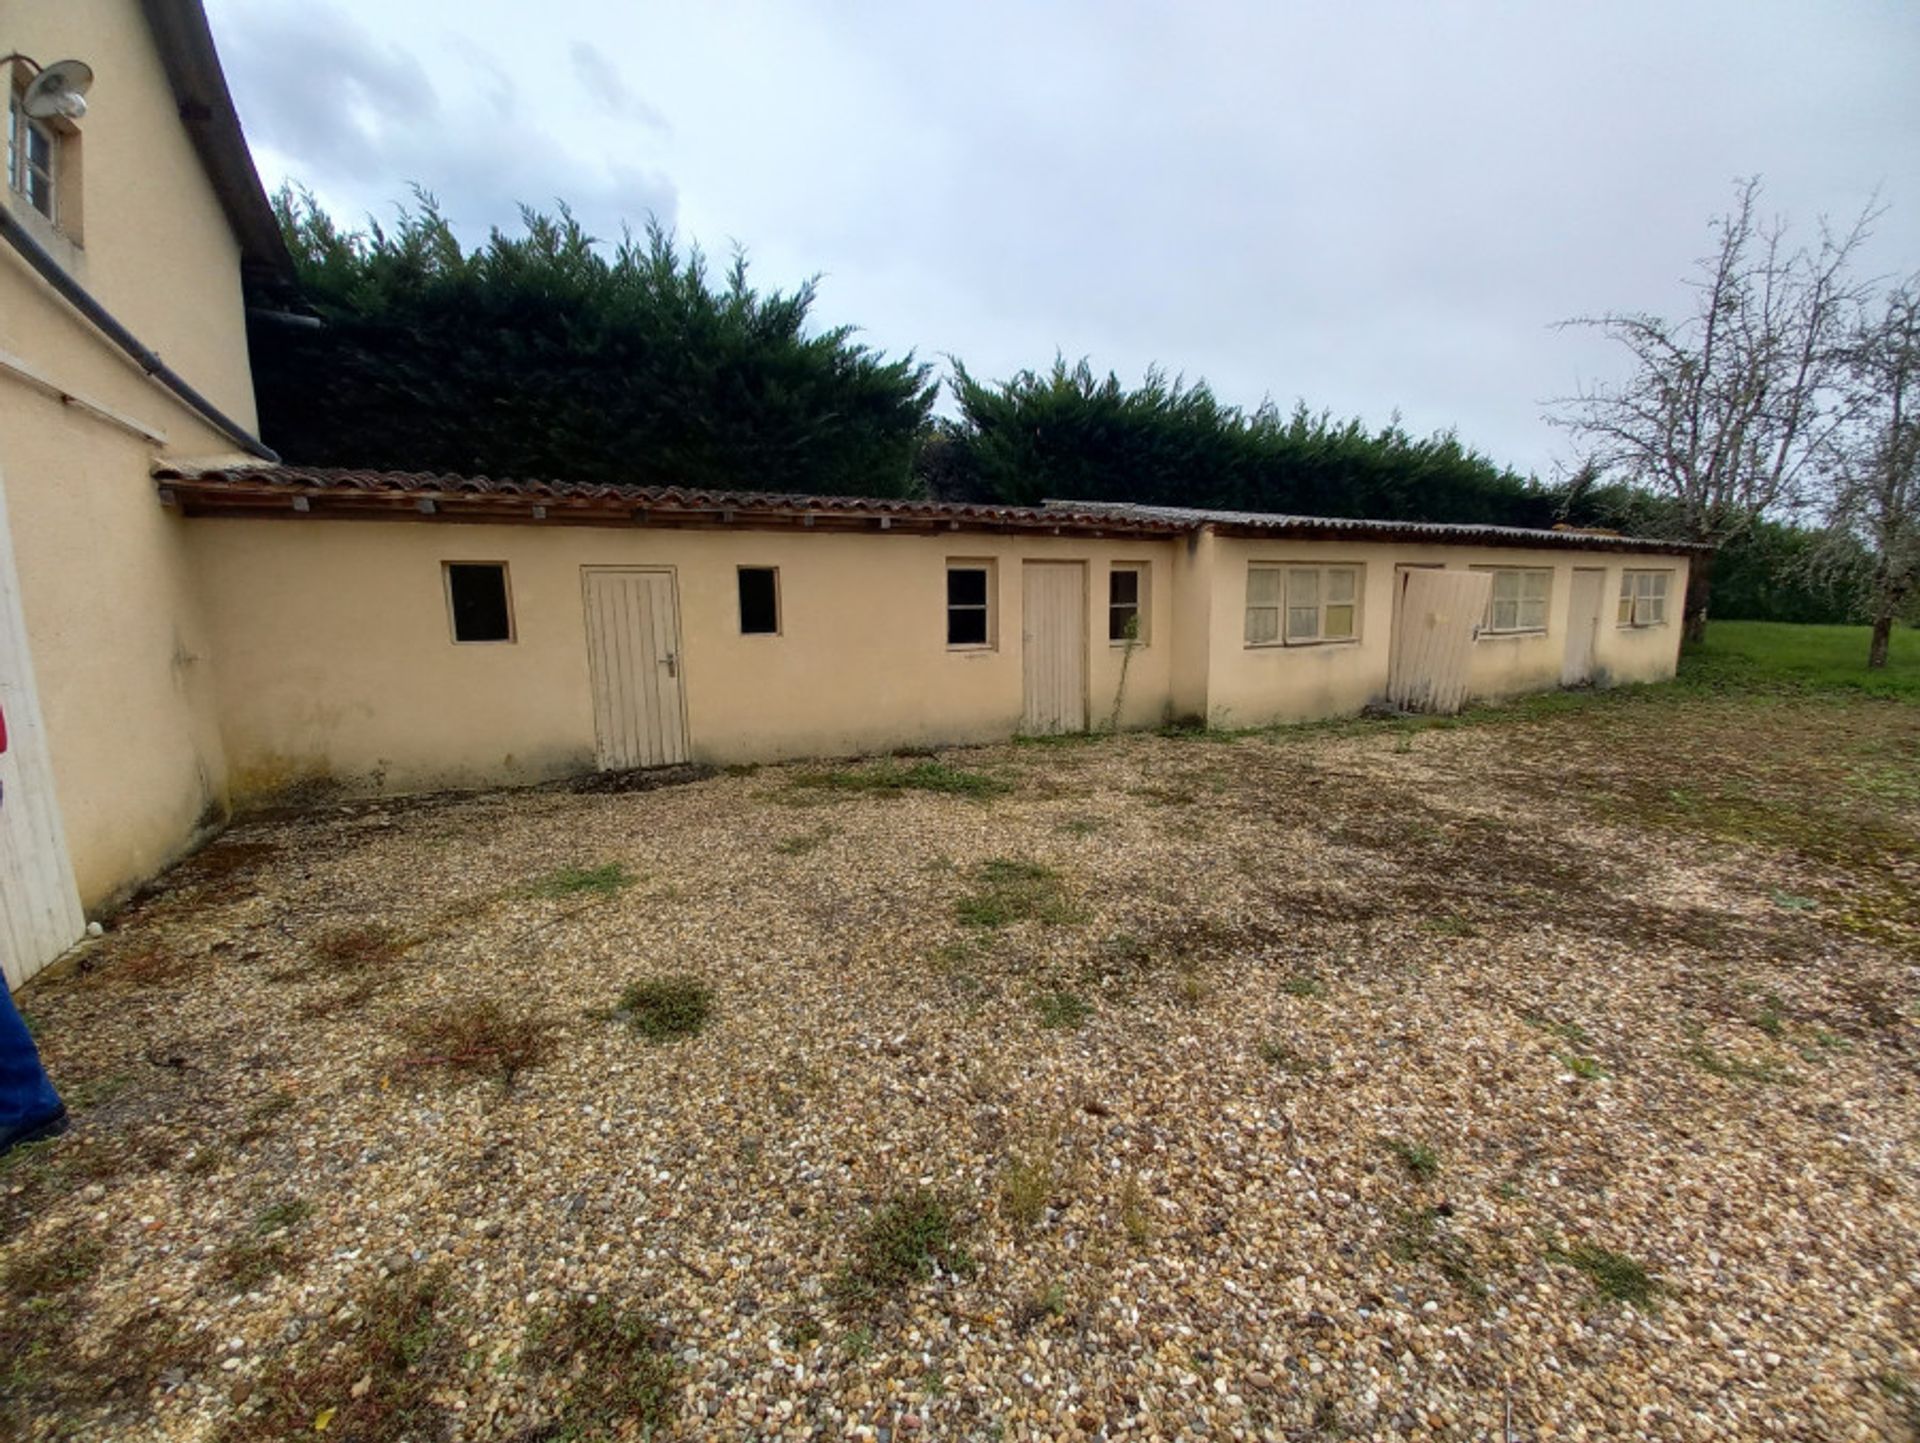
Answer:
250 191 937 496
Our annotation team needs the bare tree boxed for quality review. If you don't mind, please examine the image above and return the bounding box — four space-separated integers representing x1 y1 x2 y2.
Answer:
1821 280 1920 668
1549 178 1875 642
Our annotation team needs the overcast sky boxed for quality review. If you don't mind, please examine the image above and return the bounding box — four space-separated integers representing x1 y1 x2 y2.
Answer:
204 0 1919 480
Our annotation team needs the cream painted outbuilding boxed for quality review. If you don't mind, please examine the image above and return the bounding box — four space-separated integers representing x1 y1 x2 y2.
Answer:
156 471 1696 810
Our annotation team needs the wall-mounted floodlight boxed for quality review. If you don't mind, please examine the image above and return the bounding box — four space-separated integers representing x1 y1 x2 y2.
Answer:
21 59 95 120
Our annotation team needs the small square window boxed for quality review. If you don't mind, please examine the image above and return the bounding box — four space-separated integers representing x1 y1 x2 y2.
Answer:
445 562 513 643
1618 569 1672 628
738 566 779 635
947 563 992 647
1109 565 1147 643
1248 563 1360 645
1478 568 1551 635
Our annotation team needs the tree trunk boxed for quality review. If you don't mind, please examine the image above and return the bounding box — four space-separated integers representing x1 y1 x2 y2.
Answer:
1868 613 1893 669
1682 560 1714 647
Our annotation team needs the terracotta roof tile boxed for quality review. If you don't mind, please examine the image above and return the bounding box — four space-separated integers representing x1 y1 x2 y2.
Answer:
151 464 1700 554
151 465 1191 535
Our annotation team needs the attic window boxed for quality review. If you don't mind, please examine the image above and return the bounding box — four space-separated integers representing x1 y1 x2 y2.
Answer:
5 88 58 223
445 562 514 643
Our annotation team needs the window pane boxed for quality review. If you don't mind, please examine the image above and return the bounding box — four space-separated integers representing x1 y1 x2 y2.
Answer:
1285 568 1319 608
1245 606 1280 645
1493 598 1520 632
1649 572 1669 599
447 564 511 642
1323 603 1355 639
1286 605 1320 641
1519 597 1547 630
1522 571 1550 603
947 568 987 606
1247 567 1282 606
948 606 988 646
1109 569 1139 606
1493 570 1520 602
1109 604 1139 642
1618 594 1634 625
1325 567 1356 603
738 567 778 634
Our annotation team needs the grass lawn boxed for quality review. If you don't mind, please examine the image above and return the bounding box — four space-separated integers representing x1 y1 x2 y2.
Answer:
1680 619 1920 698
2 622 1916 1442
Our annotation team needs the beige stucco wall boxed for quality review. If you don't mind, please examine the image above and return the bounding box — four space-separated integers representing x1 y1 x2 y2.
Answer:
185 520 1185 801
184 518 1692 804
0 407 232 907
2 0 258 429
2 0 260 910
1199 536 1689 728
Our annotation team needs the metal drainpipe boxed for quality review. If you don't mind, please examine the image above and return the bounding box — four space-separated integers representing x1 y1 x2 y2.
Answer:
0 204 279 462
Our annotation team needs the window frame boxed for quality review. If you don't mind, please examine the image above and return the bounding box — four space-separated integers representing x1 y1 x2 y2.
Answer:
1474 566 1553 637
1245 562 1362 647
442 560 516 645
1617 568 1672 629
945 559 996 650
736 565 781 636
6 84 60 226
1107 562 1149 646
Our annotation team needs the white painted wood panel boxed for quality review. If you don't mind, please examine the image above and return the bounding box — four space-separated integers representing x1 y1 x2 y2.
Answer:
1563 567 1605 685
1021 562 1087 735
1387 568 1490 715
0 475 85 990
582 568 688 770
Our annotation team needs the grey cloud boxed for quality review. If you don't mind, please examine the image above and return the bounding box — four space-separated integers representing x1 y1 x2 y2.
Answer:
569 40 668 132
221 2 674 242
209 0 1916 478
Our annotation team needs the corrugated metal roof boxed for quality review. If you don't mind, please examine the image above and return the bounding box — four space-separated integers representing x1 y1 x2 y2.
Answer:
1045 500 1707 555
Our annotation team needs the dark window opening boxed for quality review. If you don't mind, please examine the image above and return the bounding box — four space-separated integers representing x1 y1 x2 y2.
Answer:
739 566 779 634
947 566 990 646
446 563 512 642
1109 567 1142 641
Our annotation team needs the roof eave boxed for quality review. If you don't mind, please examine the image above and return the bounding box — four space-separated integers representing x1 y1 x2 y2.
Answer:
152 480 1188 538
1203 520 1708 556
137 0 296 290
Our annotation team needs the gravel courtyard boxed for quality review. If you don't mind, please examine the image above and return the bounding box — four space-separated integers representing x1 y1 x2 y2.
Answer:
4 688 1917 1442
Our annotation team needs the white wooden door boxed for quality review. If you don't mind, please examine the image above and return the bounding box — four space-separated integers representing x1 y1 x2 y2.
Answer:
1563 567 1605 685
582 568 689 770
1021 562 1087 735
0 476 85 991
1386 568 1490 715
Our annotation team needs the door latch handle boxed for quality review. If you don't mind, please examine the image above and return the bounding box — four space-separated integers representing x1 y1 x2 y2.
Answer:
663 651 678 678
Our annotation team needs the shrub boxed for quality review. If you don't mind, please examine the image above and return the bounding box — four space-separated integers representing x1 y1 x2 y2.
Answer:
521 1297 677 1439
221 1269 459 1441
1382 1137 1440 1181
836 1189 974 1305
956 859 1079 928
789 761 1009 799
1548 1241 1663 1308
1033 989 1093 1030
396 1002 550 1087
615 976 714 1041
528 862 634 898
